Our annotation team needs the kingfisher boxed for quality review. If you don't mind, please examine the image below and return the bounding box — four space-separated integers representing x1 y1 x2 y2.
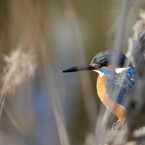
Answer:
62 49 135 124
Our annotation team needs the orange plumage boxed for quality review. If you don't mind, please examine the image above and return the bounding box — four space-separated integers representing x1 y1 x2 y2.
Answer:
97 70 126 122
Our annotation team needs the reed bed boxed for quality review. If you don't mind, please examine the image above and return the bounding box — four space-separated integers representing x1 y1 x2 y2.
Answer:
0 0 145 145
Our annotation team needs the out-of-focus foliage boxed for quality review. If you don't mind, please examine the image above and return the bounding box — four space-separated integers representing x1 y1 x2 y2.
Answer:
0 0 145 145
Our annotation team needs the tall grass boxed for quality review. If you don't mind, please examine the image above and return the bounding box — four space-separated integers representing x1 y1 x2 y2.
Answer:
0 0 145 145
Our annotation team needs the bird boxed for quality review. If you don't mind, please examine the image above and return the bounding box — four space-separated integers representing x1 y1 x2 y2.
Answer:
62 49 135 125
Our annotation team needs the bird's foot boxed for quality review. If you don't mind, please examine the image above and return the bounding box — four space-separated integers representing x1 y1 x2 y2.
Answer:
112 119 121 130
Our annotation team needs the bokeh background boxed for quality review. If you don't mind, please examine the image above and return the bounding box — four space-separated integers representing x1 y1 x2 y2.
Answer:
0 0 145 145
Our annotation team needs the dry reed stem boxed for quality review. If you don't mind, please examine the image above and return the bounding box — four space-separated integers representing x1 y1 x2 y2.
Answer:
94 0 140 145
49 69 70 145
4 107 24 135
39 42 70 145
133 10 145 40
63 0 97 130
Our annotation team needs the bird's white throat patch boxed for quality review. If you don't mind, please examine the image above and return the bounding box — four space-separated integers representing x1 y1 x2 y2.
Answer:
93 70 104 77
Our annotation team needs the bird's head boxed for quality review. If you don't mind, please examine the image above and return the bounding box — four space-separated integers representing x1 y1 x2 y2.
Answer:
62 49 129 73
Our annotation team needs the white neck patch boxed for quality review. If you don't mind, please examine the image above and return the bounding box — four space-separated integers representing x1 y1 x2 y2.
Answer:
93 70 104 77
115 67 129 73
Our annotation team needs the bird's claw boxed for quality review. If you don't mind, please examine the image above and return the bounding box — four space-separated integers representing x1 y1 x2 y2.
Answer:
112 120 121 130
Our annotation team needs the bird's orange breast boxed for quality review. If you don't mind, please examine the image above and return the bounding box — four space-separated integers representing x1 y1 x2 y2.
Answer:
97 74 126 121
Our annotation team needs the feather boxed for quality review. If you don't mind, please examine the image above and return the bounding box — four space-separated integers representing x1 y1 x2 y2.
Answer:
105 67 136 106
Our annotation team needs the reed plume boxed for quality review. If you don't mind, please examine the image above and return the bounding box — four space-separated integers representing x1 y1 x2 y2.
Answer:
0 47 36 130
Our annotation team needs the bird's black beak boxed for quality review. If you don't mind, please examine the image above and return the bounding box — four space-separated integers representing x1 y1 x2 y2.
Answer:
62 63 97 73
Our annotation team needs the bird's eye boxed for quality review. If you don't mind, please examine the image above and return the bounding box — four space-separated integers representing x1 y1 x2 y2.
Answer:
100 60 108 67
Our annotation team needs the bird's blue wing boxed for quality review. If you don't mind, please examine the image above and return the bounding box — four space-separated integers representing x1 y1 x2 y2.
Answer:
105 67 135 106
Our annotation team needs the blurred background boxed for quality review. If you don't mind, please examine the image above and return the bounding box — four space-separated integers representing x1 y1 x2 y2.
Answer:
0 0 145 145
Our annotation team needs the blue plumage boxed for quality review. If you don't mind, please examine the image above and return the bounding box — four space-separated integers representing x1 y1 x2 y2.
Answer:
100 67 135 106
100 68 111 75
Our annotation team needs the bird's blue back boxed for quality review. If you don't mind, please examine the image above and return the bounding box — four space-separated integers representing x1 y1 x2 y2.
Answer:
100 67 135 106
